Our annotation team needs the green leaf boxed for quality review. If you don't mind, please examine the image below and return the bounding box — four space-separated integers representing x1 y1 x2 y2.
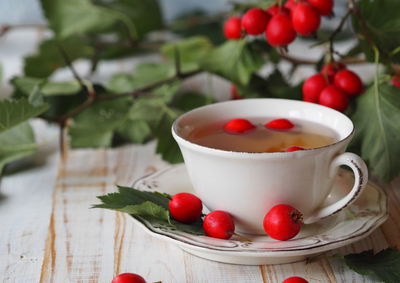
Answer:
161 36 213 72
0 99 48 133
40 0 132 39
201 40 263 85
342 248 400 283
353 0 400 63
24 37 93 78
112 201 170 222
0 122 37 173
69 97 131 148
173 92 214 112
351 82 400 182
116 119 152 144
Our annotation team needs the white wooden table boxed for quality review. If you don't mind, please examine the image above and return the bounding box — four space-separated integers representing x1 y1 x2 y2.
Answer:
0 141 399 283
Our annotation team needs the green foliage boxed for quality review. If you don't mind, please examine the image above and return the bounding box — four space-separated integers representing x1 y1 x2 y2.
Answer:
353 0 400 63
201 40 263 85
24 37 93 78
0 122 37 173
350 82 400 182
94 185 204 235
342 248 400 283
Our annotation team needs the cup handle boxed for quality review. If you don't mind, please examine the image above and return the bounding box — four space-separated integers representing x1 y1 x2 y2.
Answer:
303 152 368 224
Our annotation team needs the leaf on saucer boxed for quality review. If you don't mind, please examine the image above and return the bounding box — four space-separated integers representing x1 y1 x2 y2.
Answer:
114 201 170 223
341 248 400 283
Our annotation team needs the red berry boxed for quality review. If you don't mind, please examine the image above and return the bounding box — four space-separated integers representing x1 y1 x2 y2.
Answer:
284 0 297 13
308 0 334 16
391 74 400 88
203 211 235 239
223 16 242 40
282 276 309 283
263 204 303 241
285 146 305 152
267 4 290 16
334 69 363 96
320 62 346 82
319 85 349 112
242 8 271 35
169 193 203 224
265 118 295 130
112 273 146 283
230 84 242 100
223 118 256 134
292 2 321 36
266 14 296 46
302 73 329 103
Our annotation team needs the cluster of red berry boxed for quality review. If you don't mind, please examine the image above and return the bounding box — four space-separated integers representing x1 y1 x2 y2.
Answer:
224 0 333 46
302 62 363 111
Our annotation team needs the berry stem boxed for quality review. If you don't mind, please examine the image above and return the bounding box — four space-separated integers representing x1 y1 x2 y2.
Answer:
232 232 253 242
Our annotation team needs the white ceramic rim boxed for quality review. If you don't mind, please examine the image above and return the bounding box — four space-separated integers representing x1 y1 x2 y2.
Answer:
171 99 355 159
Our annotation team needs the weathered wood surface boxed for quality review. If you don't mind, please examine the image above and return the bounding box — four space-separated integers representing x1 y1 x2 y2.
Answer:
0 143 399 283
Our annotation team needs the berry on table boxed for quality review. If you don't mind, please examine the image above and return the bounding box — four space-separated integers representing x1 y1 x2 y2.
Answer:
308 0 334 16
266 13 297 46
282 276 309 283
230 84 242 100
169 193 203 224
242 8 271 35
292 2 321 36
334 69 363 96
391 74 400 88
318 85 349 111
263 204 303 241
320 62 346 82
203 210 235 239
284 146 305 152
265 118 295 130
112 273 147 283
223 16 242 40
224 118 256 134
302 73 329 103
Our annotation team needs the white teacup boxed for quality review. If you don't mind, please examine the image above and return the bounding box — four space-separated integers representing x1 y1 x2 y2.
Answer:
172 99 368 235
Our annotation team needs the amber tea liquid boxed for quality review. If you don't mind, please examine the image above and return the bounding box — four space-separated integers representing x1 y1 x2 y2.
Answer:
185 118 338 153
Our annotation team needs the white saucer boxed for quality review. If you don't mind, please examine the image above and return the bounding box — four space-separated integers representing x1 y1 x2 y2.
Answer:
131 164 388 265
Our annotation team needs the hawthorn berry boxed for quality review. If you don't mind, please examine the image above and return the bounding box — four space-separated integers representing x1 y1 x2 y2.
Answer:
334 69 363 96
391 74 400 88
284 146 305 152
318 85 349 112
223 118 256 134
203 210 235 239
169 193 203 224
282 276 309 283
320 62 346 82
242 8 271 35
223 16 242 40
302 73 329 103
265 118 295 130
284 0 297 13
263 204 302 241
308 0 334 16
292 2 321 36
266 13 296 46
112 273 146 283
230 84 242 100
267 4 290 16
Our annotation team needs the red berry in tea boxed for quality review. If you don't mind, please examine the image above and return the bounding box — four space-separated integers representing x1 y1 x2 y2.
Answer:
302 73 329 103
282 276 309 283
285 146 305 152
112 273 146 283
242 8 271 35
320 62 346 82
169 193 203 223
223 118 256 134
265 118 295 130
319 85 349 111
203 210 235 239
292 2 321 36
308 0 334 16
267 4 290 16
266 13 296 46
263 204 302 241
334 69 363 96
223 16 242 39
